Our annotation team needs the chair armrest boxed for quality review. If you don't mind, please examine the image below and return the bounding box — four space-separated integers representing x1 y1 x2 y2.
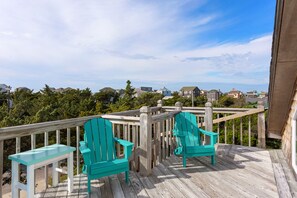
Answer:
199 129 218 146
199 129 218 136
79 141 91 166
114 138 134 159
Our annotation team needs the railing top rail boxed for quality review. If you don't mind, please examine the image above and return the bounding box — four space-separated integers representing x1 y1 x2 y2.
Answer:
151 110 180 123
162 106 257 114
212 108 265 124
0 114 140 141
151 106 162 112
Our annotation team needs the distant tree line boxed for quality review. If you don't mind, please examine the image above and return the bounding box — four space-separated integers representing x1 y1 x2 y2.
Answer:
0 80 266 181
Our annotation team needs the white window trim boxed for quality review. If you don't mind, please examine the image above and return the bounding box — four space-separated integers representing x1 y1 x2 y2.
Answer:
292 107 297 174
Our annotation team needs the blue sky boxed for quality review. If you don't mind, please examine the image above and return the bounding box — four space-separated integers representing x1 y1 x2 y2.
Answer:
0 0 276 93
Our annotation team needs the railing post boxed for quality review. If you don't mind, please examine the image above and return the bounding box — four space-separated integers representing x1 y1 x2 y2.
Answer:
175 102 182 111
139 106 152 176
205 102 213 144
156 100 163 164
157 100 163 108
257 101 266 148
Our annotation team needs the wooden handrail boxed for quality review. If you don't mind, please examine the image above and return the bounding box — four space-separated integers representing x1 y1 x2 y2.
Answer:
212 108 265 124
151 111 180 123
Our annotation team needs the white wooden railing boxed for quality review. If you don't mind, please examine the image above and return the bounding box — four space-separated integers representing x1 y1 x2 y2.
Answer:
0 101 266 196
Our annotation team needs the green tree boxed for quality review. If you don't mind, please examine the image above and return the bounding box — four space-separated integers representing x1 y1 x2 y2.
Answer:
135 92 163 108
218 95 235 107
111 80 136 111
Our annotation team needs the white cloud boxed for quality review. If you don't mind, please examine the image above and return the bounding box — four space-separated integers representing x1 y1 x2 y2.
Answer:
0 0 272 90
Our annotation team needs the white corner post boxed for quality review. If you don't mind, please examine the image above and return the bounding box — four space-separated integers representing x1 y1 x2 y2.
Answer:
52 161 58 187
205 102 213 144
292 108 297 174
139 106 152 176
67 152 74 192
11 161 19 198
257 101 266 148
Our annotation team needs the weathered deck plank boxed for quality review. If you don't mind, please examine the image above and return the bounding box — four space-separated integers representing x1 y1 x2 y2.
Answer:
26 145 291 198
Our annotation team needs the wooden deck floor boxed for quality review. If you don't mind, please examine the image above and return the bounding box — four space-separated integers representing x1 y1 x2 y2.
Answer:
32 144 285 198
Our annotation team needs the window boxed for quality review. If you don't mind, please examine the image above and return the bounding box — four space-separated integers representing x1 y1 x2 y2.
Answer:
292 107 297 174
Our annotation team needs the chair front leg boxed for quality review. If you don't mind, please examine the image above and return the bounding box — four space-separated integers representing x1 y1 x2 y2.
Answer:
11 161 19 198
125 171 129 183
183 155 187 167
211 155 215 165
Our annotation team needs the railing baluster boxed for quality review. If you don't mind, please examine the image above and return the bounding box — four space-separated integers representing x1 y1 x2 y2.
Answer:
76 126 80 175
116 125 120 157
44 132 49 188
132 125 137 171
162 120 165 159
128 124 131 142
217 114 220 144
67 128 71 146
31 134 36 149
166 120 169 157
153 123 157 167
224 114 227 144
157 121 161 164
169 118 172 155
248 116 251 147
16 137 21 153
135 125 139 170
56 129 60 144
124 124 128 141
240 118 243 145
232 119 235 144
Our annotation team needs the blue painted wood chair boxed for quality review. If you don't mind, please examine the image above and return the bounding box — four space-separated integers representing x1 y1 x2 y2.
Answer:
79 117 134 194
173 112 218 167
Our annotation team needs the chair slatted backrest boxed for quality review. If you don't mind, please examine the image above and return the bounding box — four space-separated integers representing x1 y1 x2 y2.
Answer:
174 112 200 147
84 118 116 163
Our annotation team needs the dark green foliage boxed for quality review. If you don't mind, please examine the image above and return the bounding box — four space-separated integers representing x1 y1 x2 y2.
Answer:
217 95 235 107
266 138 281 149
163 93 207 107
135 92 163 108
110 80 136 112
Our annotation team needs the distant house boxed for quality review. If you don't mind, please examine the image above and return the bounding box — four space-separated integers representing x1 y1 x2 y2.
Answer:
246 90 258 98
116 89 125 98
245 97 268 107
207 89 221 102
100 87 116 93
0 84 11 93
200 90 208 96
140 87 153 92
157 87 171 96
179 86 200 98
15 87 31 92
245 90 268 106
134 87 153 97
52 87 74 93
268 0 297 176
258 91 268 98
162 96 174 100
227 88 242 99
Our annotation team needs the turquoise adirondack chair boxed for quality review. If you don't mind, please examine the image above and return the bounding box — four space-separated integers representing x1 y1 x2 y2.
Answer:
79 118 134 194
173 112 218 167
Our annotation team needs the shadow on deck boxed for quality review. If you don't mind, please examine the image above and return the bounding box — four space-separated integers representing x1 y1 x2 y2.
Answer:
33 144 285 198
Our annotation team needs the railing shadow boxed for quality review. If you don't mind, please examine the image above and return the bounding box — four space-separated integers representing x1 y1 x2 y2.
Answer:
36 144 269 197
